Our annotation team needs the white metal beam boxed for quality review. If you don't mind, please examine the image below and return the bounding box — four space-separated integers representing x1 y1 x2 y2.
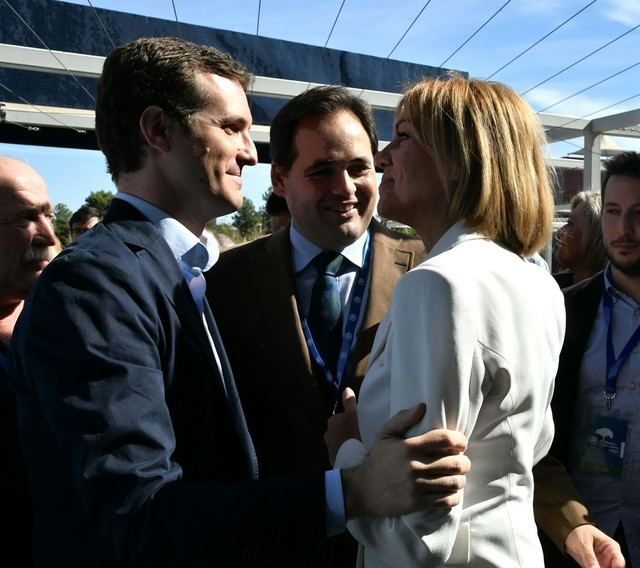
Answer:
251 76 403 110
2 41 639 164
538 113 589 130
583 132 602 193
1 101 94 130
544 127 587 143
0 101 277 142
590 108 640 134
0 42 104 77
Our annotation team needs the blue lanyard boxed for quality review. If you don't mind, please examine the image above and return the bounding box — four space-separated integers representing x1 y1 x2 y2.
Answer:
602 288 640 409
300 232 372 393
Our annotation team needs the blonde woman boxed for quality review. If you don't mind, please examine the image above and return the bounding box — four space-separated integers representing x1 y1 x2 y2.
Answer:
328 76 565 567
554 191 606 287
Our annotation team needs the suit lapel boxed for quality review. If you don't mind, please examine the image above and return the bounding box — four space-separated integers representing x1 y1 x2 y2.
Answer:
248 223 420 411
254 230 331 414
103 199 249 446
203 301 259 479
254 224 421 399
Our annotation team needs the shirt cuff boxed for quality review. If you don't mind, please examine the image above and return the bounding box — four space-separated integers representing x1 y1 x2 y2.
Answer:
325 469 346 537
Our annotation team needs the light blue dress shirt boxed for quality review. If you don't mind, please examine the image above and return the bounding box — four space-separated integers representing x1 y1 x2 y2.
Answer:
571 266 640 561
290 221 371 339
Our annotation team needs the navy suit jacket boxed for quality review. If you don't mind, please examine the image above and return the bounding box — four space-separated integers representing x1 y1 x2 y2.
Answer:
9 200 325 567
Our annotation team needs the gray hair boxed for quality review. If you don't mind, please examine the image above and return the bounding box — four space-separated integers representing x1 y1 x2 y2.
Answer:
571 191 606 273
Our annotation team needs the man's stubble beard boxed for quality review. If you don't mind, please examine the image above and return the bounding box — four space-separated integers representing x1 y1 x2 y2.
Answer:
606 244 640 278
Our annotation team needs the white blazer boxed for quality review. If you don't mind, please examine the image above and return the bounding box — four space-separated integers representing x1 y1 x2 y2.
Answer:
335 223 566 567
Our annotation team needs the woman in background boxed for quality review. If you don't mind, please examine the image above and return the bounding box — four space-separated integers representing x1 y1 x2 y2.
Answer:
329 76 565 567
554 190 606 288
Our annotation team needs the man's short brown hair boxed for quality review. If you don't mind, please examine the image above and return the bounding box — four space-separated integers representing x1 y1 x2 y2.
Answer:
269 85 378 172
96 37 250 181
602 151 640 199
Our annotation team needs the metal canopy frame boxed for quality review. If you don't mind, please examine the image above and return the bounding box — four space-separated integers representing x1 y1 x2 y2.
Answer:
2 41 640 193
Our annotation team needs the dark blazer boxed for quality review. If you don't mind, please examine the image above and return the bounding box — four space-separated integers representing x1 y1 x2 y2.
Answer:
0 341 33 566
553 271 576 289
551 271 604 465
8 199 326 567
535 271 604 567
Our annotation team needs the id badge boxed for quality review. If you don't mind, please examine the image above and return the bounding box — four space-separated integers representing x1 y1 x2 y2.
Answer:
580 415 628 477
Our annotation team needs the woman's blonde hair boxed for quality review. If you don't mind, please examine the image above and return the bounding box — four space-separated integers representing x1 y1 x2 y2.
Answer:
570 191 606 273
398 75 555 256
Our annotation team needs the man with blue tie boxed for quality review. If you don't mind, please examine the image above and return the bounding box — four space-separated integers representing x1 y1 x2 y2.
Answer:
8 38 470 567
207 85 429 567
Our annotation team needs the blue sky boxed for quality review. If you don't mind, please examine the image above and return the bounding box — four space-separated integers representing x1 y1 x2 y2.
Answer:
2 0 640 218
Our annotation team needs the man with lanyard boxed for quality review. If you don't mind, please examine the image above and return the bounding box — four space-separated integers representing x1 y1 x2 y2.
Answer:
545 151 640 567
206 86 425 566
0 156 56 566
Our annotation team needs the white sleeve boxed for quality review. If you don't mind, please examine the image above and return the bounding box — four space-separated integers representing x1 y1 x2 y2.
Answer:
341 267 485 566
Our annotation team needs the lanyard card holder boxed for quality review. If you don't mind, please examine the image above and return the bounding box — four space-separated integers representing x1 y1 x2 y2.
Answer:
580 414 628 477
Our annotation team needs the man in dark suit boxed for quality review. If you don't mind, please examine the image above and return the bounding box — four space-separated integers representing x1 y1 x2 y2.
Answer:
8 37 470 567
207 87 424 565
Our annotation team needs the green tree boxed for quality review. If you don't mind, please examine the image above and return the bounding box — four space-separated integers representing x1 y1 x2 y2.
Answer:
377 216 418 238
210 222 238 241
258 188 272 230
53 202 72 247
84 190 114 213
232 198 262 240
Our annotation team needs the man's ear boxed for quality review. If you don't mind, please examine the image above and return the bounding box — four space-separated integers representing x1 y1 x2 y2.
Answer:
271 164 288 197
138 106 172 153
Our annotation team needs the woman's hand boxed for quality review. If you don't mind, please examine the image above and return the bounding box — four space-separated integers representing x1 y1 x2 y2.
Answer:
325 387 361 465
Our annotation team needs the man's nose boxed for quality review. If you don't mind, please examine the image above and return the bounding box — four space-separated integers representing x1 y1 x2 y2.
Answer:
334 170 357 196
239 132 258 166
622 210 636 234
34 214 56 247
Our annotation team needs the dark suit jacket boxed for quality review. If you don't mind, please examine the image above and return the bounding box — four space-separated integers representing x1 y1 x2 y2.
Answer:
0 340 33 566
8 200 326 567
550 272 604 465
535 272 604 567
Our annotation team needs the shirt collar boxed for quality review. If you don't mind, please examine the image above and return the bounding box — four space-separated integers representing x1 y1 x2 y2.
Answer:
604 263 617 296
289 221 369 274
603 262 639 307
114 192 219 273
